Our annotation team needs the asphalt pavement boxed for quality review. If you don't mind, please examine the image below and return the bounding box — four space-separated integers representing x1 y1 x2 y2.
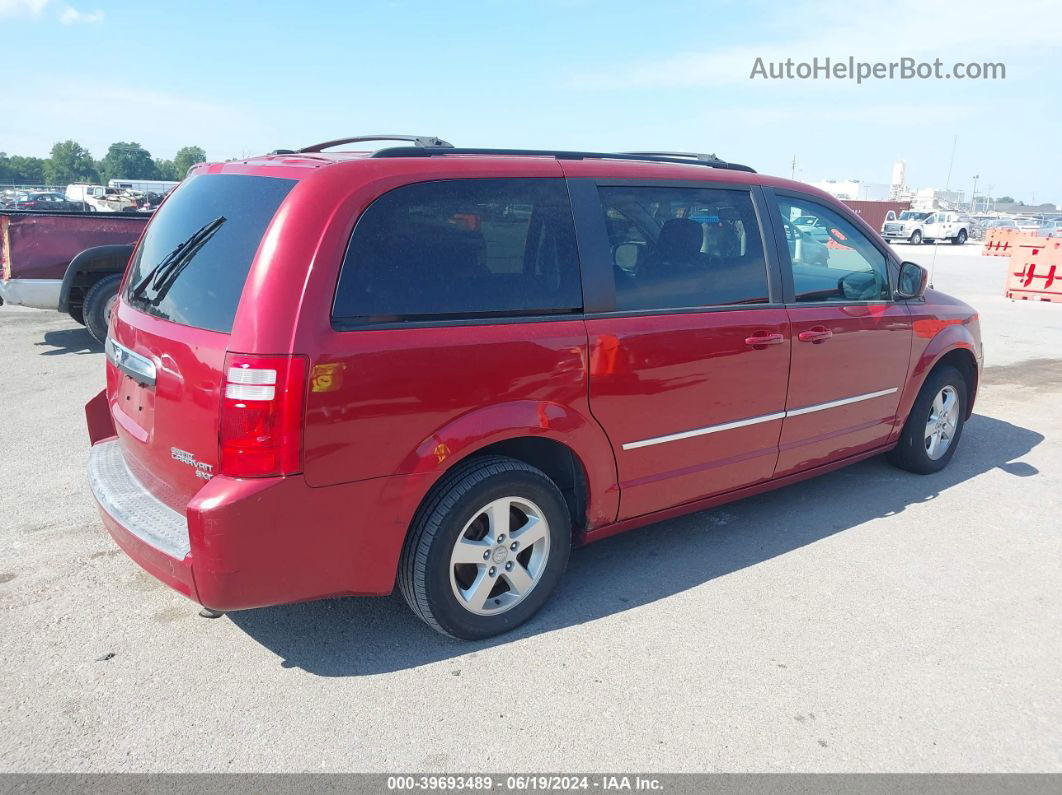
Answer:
1 242 1059 772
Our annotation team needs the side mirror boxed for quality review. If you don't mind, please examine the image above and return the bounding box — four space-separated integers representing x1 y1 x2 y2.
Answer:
896 261 928 299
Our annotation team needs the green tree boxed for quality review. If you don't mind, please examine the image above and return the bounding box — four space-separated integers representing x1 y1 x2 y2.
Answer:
996 195 1015 204
99 142 158 183
154 159 178 181
7 155 48 185
43 140 99 185
173 146 207 178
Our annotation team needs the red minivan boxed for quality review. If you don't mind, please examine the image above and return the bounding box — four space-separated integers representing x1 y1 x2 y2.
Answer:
86 136 982 639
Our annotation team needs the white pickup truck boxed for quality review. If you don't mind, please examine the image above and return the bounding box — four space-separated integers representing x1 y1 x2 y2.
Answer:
65 184 139 213
881 210 970 245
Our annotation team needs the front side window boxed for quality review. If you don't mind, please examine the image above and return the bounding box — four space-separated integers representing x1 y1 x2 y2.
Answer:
772 196 891 302
598 185 769 310
333 178 582 322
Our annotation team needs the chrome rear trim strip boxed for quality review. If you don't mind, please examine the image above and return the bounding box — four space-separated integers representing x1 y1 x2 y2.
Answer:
622 388 899 451
105 337 156 387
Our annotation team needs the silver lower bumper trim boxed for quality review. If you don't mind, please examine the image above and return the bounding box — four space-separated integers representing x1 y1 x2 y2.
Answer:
88 439 190 560
0 278 63 310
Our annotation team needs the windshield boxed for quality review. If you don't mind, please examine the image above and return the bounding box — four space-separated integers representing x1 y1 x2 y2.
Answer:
124 174 295 332
898 211 930 221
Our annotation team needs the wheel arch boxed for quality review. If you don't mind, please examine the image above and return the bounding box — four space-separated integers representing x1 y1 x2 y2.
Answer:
58 244 134 316
395 400 620 537
930 348 978 417
895 327 980 439
463 436 590 534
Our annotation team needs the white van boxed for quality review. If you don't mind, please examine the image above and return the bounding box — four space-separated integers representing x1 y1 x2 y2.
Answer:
65 183 137 212
65 184 106 205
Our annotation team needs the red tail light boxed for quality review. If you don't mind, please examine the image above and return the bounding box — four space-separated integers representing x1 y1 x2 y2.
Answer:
219 353 307 477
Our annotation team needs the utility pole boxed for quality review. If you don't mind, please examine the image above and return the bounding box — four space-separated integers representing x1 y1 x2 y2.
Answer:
971 174 979 214
791 154 797 180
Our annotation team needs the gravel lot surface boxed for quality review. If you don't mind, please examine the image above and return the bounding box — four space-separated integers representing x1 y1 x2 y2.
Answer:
1 243 1059 772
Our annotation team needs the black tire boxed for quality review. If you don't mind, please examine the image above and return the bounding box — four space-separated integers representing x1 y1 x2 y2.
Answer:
888 365 967 474
398 455 571 639
68 306 85 326
83 274 122 344
951 229 968 245
910 230 922 245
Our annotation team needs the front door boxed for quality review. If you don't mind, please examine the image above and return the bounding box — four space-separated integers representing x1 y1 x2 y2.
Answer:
767 191 913 476
581 182 791 520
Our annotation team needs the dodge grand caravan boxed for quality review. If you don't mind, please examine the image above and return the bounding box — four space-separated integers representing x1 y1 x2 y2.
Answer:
86 135 982 639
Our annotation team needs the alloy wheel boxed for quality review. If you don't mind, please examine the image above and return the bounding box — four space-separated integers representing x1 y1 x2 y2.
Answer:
448 496 550 616
924 385 960 460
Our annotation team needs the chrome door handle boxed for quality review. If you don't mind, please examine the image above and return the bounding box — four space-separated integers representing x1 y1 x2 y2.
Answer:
798 328 833 344
745 333 785 348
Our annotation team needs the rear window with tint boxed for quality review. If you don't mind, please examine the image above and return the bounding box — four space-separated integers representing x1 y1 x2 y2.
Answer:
124 174 295 332
333 178 582 324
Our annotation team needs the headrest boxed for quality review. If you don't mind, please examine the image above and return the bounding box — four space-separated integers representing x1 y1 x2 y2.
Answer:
657 218 703 260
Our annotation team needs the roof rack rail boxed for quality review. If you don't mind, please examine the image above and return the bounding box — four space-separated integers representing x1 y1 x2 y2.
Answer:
370 146 755 173
621 150 722 163
298 135 453 154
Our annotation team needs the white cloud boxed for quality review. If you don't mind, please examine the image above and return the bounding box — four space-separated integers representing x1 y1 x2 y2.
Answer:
0 1 103 24
0 0 49 18
58 5 103 24
570 0 1062 89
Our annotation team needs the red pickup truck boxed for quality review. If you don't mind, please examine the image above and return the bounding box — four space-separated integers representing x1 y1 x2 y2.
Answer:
0 210 148 341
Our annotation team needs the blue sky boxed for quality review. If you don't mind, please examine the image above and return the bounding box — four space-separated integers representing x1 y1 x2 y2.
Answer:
3 0 1060 203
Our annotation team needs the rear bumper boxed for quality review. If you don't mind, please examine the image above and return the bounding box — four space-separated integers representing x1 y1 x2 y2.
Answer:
87 437 431 612
89 439 198 600
0 278 62 309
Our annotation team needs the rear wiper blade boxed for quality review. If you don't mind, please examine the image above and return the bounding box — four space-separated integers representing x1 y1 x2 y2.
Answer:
130 216 226 302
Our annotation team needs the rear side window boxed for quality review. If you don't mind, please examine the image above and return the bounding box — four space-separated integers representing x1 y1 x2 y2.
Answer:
598 185 769 310
333 178 582 323
124 174 295 333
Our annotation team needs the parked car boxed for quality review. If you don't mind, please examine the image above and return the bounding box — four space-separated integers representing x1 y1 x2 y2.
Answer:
0 210 146 340
1035 218 1062 237
920 211 971 245
881 210 932 244
791 214 831 242
1013 216 1043 232
85 136 982 639
6 191 86 212
66 183 107 210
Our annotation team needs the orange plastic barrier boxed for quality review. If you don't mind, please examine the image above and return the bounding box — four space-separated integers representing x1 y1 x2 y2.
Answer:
1005 238 1062 303
983 226 1021 256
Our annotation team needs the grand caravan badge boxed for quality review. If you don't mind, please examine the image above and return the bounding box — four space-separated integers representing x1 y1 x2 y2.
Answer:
171 447 214 480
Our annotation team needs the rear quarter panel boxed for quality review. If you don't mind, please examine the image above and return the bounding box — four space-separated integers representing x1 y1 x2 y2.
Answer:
301 321 619 530
228 158 621 530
